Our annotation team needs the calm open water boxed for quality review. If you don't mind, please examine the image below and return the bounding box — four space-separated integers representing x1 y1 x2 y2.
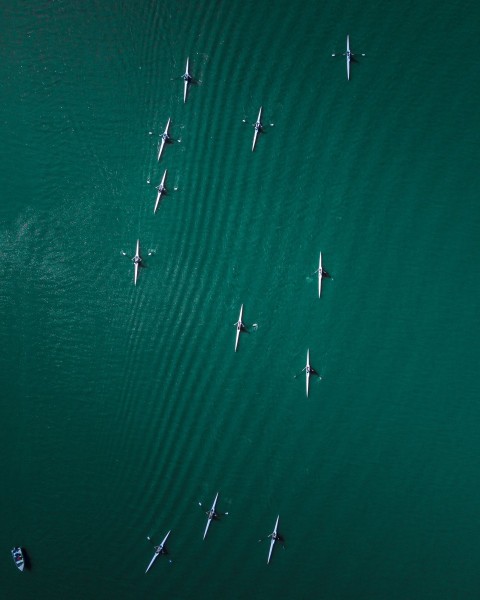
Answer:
1 1 480 598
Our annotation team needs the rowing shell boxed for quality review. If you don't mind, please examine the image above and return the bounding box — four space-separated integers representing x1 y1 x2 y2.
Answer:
252 106 262 151
235 304 244 352
346 34 351 81
133 239 141 286
267 515 279 564
332 35 364 81
154 169 168 214
318 252 323 298
145 530 171 574
203 492 219 539
157 118 171 161
183 57 190 103
305 349 310 397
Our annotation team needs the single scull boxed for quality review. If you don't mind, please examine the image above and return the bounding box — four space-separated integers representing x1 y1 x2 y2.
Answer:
317 252 323 298
145 530 171 574
303 349 312 397
154 169 168 214
267 515 280 564
157 118 171 161
332 35 365 80
346 34 351 81
203 492 219 540
182 57 192 103
252 106 263 151
234 304 244 352
133 239 142 286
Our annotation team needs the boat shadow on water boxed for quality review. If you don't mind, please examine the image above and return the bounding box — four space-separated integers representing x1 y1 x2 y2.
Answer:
21 548 32 571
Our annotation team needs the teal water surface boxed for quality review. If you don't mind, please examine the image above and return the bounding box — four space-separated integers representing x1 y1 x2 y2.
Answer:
1 1 480 598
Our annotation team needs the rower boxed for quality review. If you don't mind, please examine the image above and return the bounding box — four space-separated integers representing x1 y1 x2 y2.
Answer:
133 256 142 264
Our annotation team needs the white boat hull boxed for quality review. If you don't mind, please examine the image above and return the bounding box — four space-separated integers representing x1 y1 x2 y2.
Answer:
134 239 140 286
11 547 25 572
158 118 171 161
203 492 219 539
183 57 189 103
154 169 168 213
252 106 262 151
145 530 171 574
267 515 279 564
318 252 322 298
306 349 310 397
346 35 350 80
235 304 244 352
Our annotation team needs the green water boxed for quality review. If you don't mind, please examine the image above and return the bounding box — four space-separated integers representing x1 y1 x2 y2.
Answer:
1 1 480 598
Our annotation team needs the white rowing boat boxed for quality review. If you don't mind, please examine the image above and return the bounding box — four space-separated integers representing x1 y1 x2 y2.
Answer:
267 515 279 564
303 349 311 397
203 492 219 540
154 169 168 214
157 118 171 161
183 57 192 103
145 530 171 574
252 106 262 151
346 34 351 81
234 304 244 352
332 35 365 80
133 239 141 286
318 252 323 298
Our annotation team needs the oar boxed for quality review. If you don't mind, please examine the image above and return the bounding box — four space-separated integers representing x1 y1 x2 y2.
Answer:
258 533 272 543
147 535 161 554
198 501 229 516
147 535 173 563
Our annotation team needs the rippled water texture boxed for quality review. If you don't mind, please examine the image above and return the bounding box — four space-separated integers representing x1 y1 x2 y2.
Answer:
1 1 480 598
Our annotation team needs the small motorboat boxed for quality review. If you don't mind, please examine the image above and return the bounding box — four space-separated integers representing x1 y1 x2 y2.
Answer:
11 547 25 571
